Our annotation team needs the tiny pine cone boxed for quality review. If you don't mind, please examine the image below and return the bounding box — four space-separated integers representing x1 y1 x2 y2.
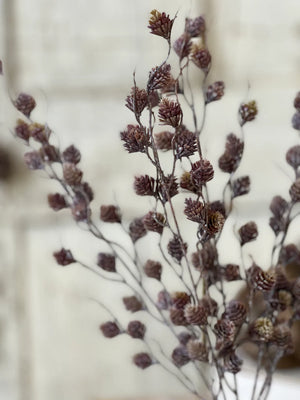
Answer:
53 248 75 266
142 211 165 234
191 159 214 187
97 253 116 272
158 175 178 203
180 172 196 192
207 210 225 235
48 193 68 211
133 353 153 369
224 351 243 374
127 320 146 339
167 235 187 263
232 176 250 197
148 63 172 91
201 296 218 317
134 175 156 196
123 296 143 313
170 308 188 326
173 34 192 61
289 179 300 202
15 119 30 142
251 317 274 342
185 16 206 37
125 86 148 117
175 128 197 159
148 10 174 41
100 321 120 338
218 152 238 174
100 205 121 223
205 81 225 103
129 218 147 243
172 346 190 367
63 162 83 186
247 264 275 292
184 303 208 326
171 292 191 309
224 264 241 281
186 339 208 362
238 221 258 245
62 145 81 164
214 319 235 340
273 324 293 350
158 98 183 128
155 131 174 151
191 46 211 72
239 101 258 125
144 259 162 280
120 124 149 153
222 300 247 326
13 93 36 117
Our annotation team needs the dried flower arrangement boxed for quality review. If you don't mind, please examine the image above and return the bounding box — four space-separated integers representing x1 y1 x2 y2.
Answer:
6 9 300 400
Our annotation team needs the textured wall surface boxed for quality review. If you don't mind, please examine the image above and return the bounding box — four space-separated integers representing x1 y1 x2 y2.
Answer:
0 0 299 399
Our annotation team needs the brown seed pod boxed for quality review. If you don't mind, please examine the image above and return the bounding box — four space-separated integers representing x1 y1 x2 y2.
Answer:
184 303 208 326
15 119 30 142
148 9 174 41
222 300 247 326
191 45 211 72
24 151 44 170
270 196 288 218
251 317 274 342
158 97 183 127
239 101 258 125
232 176 250 197
144 260 162 280
63 162 83 186
185 16 206 37
286 145 300 170
148 63 172 91
171 292 191 309
29 123 50 144
142 211 165 234
169 307 188 326
53 248 75 266
97 253 116 272
129 218 147 243
125 86 148 117
156 290 171 310
134 175 156 196
100 205 121 223
184 198 205 223
100 321 120 338
127 320 146 339
191 159 214 187
158 175 178 202
62 145 81 164
180 172 196 192
238 221 258 245
173 33 192 60
48 193 68 211
223 264 241 281
186 339 208 362
224 351 243 374
123 296 143 313
205 81 225 104
133 353 153 369
214 319 235 341
174 128 197 159
120 124 149 153
247 264 275 292
13 92 36 117
155 131 174 150
167 235 187 263
172 346 190 367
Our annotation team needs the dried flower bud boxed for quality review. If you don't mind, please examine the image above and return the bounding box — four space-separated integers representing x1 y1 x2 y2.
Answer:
129 218 147 243
247 264 275 292
127 320 146 339
269 216 285 236
289 179 300 202
13 93 36 117
170 307 188 326
292 112 300 130
239 101 258 125
192 46 211 72
134 175 156 196
218 152 238 174
158 175 178 202
144 260 162 280
71 193 90 222
171 292 191 309
175 129 197 159
133 353 153 369
148 10 174 41
238 221 258 245
148 64 172 92
48 193 68 211
97 253 116 272
100 205 121 223
123 296 143 313
125 87 148 117
100 321 120 338
185 16 206 37
224 351 243 374
205 81 225 104
120 124 149 153
167 236 187 263
191 159 214 187
207 210 225 235
294 91 300 111
224 264 241 281
29 123 50 144
208 201 226 217
142 211 165 234
186 339 208 362
24 151 44 170
214 319 235 341
63 162 83 186
180 172 196 192
178 332 193 346
222 300 247 326
157 290 171 310
173 34 192 61
270 196 288 218
172 346 190 367
251 317 274 342
232 176 250 198
15 119 30 142
184 303 208 326
53 248 75 266
62 145 81 164
155 131 174 150
158 98 183 127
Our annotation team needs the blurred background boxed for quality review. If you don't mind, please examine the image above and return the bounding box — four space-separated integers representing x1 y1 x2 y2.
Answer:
0 0 299 399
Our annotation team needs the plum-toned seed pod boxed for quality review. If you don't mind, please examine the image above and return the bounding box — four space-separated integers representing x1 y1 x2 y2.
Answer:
224 351 243 374
15 119 30 142
120 124 149 154
144 260 162 280
129 218 147 243
222 300 247 326
289 179 300 202
239 101 258 125
148 63 172 91
186 339 208 362
148 10 174 41
169 307 188 326
155 131 174 150
53 248 75 266
184 198 205 223
273 324 293 350
127 320 146 339
214 319 235 340
48 193 68 211
171 292 191 309
62 145 81 164
134 175 156 196
191 45 211 72
100 205 121 223
158 97 183 127
185 16 206 37
142 211 165 234
205 81 225 104
238 221 258 245
123 296 143 313
63 162 83 186
174 129 197 159
100 321 120 338
178 331 193 346
269 195 288 218
125 87 148 117
191 159 214 187
97 253 116 272
172 346 190 367
286 145 300 170
218 152 238 174
24 151 44 170
292 112 300 130
232 176 250 197
224 264 241 281
13 92 36 117
173 33 192 61
184 303 208 326
133 353 153 369
156 290 171 310
167 236 187 263
247 264 275 292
